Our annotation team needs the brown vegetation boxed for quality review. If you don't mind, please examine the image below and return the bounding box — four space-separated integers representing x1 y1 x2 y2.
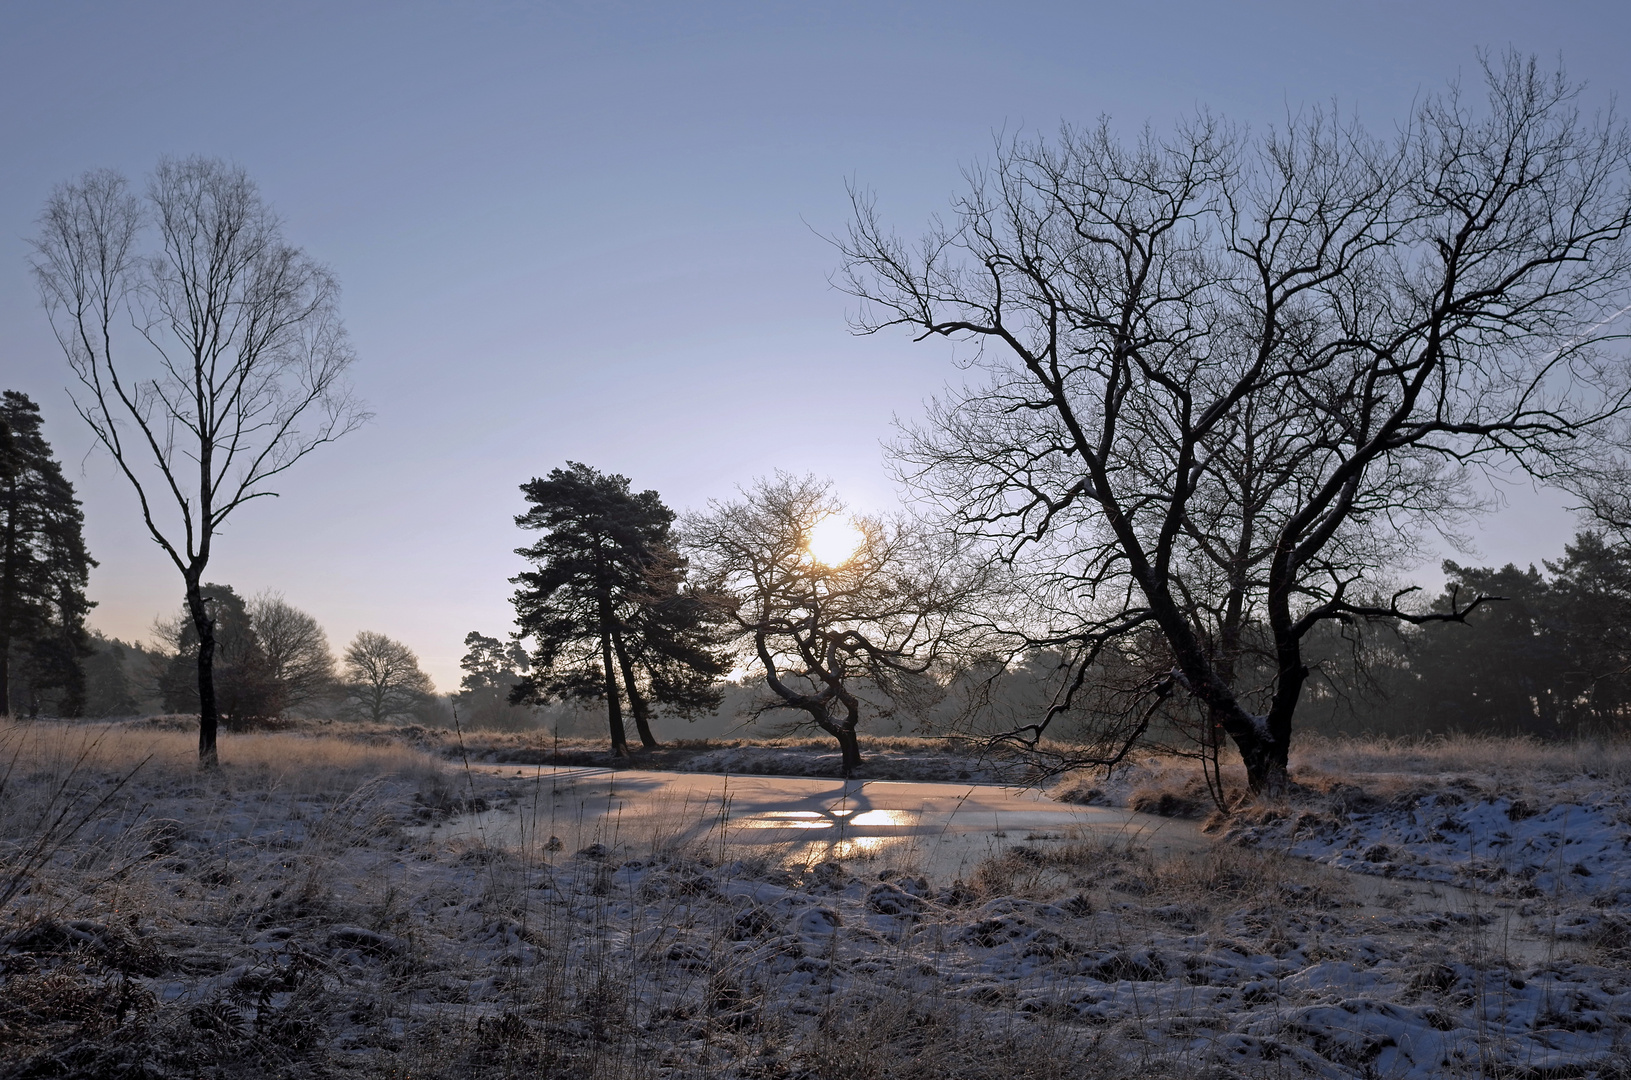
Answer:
2 722 1628 1078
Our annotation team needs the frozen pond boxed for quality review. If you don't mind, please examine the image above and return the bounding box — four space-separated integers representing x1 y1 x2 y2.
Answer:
417 764 1209 879
420 763 1555 959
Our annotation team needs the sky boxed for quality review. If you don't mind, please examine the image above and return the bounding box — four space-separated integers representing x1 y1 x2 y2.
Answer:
2 1 1627 691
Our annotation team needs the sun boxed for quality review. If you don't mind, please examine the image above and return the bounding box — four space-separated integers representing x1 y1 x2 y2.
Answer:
807 514 865 566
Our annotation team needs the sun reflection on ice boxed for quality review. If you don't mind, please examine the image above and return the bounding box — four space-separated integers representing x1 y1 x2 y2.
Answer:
742 811 835 830
847 809 916 827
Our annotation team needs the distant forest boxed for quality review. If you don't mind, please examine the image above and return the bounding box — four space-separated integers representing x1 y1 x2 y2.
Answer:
27 532 1631 745
6 385 1630 744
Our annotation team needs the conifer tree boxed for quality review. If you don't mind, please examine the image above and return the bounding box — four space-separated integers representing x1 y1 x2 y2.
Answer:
456 631 534 730
0 392 95 717
509 463 727 755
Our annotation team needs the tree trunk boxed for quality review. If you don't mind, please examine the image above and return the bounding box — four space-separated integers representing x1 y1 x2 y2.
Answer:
791 698 860 776
1232 727 1288 798
611 628 659 750
598 597 628 757
185 578 220 767
835 726 862 777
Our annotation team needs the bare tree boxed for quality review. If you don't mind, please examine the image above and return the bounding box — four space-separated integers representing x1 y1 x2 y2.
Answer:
248 592 336 715
30 158 367 764
684 474 992 774
839 55 1631 795
342 631 434 723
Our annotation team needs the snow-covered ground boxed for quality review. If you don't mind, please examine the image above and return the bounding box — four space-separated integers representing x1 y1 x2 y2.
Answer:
1056 739 1631 900
1227 790 1631 902
2 724 1629 1078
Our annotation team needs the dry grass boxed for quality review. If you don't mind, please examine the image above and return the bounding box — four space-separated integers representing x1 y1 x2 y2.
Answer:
965 824 1324 915
1289 732 1631 784
0 718 444 792
0 722 1150 1079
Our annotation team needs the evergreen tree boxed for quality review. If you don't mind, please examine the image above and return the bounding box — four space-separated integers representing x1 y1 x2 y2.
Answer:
1278 534 1631 740
509 463 727 755
1366 542 1631 738
460 631 529 696
1401 563 1569 738
620 546 732 721
82 633 167 718
456 631 535 730
0 391 95 717
1545 533 1631 731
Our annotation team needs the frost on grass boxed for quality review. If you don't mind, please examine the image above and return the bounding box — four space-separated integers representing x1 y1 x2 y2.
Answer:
2 724 1630 1079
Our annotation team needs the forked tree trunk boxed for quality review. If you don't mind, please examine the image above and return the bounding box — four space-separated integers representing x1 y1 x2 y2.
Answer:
1224 645 1303 799
1231 729 1289 799
612 628 659 750
797 702 864 777
598 596 629 757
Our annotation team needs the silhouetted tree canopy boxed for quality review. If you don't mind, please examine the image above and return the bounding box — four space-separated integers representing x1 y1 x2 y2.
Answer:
248 592 337 715
456 631 535 731
0 391 95 717
839 55 1631 794
461 631 528 697
509 463 729 755
342 631 433 723
684 474 993 775
1384 537 1631 737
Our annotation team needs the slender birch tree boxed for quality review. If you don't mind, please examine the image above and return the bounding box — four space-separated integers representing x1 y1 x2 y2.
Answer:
31 158 367 764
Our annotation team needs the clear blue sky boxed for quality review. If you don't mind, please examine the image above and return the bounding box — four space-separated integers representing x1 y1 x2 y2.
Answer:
3 1 1626 689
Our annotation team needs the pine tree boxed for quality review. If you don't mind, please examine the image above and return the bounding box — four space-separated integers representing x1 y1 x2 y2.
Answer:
460 631 530 696
1400 563 1568 738
1545 533 1631 731
509 463 727 755
0 392 96 717
456 631 535 730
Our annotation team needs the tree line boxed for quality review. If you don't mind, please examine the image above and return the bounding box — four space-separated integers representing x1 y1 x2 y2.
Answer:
0 391 438 725
1297 533 1631 741
147 585 437 727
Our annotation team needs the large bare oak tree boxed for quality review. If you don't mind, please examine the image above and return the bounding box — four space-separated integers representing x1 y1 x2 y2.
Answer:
839 56 1631 795
31 158 366 764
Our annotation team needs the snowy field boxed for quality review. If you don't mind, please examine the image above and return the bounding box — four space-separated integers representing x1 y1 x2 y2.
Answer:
1 723 1629 1078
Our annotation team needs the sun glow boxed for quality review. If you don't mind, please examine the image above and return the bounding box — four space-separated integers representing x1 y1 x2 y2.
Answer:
807 514 865 566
